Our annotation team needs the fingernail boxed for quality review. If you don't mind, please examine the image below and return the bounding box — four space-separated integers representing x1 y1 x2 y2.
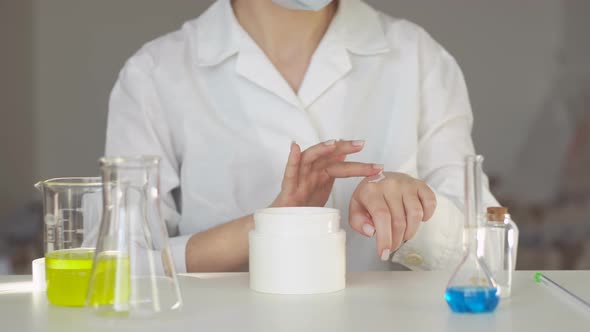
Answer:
380 249 391 261
352 140 365 147
362 224 375 237
323 139 336 146
372 163 384 170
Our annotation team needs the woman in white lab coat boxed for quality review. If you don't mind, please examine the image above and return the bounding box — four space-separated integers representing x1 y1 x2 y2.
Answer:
105 0 497 272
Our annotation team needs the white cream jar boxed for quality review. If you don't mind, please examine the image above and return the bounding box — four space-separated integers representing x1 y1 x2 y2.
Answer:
249 207 346 294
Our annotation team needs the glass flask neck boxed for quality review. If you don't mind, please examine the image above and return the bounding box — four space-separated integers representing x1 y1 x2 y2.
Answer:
100 157 161 201
463 155 485 256
100 156 160 178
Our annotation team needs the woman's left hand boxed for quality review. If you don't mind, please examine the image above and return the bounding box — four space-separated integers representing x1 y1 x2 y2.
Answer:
348 172 437 261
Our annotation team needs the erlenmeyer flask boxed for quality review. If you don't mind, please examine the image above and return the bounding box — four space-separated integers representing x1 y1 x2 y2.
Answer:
445 155 499 313
86 156 182 317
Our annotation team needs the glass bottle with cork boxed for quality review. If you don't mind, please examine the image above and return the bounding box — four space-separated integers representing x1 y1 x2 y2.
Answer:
484 206 519 298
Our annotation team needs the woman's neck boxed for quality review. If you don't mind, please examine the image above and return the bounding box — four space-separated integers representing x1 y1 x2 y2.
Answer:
232 0 337 92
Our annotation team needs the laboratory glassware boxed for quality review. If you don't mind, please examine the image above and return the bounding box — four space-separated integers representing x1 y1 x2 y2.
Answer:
35 177 102 306
86 156 182 317
445 155 500 313
484 207 519 298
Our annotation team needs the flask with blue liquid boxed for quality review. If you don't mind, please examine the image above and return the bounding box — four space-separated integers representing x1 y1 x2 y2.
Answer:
445 155 500 314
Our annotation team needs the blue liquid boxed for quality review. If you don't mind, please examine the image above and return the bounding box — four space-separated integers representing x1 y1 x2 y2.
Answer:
445 286 500 313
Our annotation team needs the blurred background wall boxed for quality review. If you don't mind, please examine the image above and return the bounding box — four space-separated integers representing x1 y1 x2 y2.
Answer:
0 0 36 273
1 0 589 273
0 1 34 224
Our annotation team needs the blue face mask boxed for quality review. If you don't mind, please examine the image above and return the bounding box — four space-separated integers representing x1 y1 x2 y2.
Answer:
272 0 333 11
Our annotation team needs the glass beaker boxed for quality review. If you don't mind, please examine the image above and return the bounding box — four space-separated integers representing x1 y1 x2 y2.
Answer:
34 177 103 306
445 155 500 313
86 156 182 317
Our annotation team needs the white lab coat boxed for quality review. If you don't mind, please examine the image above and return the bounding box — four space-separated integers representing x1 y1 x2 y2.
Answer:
105 0 498 272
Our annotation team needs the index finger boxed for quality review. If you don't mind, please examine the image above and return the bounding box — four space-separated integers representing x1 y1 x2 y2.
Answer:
300 140 338 167
349 196 375 238
359 190 393 260
325 161 383 178
299 140 338 180
313 140 366 169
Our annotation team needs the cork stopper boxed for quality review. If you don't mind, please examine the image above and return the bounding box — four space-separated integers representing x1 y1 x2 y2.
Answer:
487 207 508 222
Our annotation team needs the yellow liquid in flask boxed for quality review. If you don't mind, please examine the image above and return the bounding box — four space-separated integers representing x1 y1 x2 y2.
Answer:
87 251 131 308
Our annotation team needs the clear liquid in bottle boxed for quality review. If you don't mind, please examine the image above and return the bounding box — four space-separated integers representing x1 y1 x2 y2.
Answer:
484 207 519 298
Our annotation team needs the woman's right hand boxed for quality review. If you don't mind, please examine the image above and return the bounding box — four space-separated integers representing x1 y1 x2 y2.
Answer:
271 139 383 207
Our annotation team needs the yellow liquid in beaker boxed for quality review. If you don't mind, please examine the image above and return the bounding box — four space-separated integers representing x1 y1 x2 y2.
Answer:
87 251 131 308
46 249 130 308
45 248 94 307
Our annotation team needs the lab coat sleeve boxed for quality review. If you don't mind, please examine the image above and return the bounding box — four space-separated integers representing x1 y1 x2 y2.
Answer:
391 30 499 271
105 52 188 273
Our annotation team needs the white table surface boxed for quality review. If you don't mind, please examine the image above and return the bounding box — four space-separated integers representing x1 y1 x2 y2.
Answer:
0 271 588 332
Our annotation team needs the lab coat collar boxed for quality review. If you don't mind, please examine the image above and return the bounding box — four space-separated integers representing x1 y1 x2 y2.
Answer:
330 0 392 56
194 0 391 66
297 0 392 107
192 0 242 67
194 0 391 107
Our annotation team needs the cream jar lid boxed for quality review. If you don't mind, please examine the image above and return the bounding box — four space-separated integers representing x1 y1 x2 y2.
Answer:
254 207 341 235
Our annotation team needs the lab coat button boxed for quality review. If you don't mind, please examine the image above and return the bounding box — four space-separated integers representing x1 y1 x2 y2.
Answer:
404 253 423 266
